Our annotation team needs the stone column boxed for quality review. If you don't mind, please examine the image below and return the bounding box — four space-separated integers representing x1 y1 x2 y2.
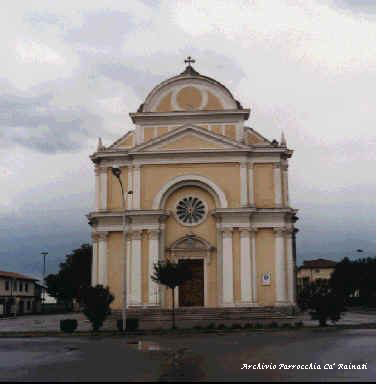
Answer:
91 233 99 286
274 162 282 208
130 230 142 305
99 167 108 210
248 163 255 207
274 228 287 305
240 162 248 207
97 232 108 286
282 161 290 207
132 164 141 209
221 228 234 305
286 228 295 304
94 166 100 211
148 230 160 305
250 228 258 303
240 228 252 303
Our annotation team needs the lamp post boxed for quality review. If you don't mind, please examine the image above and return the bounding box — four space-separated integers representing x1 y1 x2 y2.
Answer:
41 251 48 311
111 165 132 332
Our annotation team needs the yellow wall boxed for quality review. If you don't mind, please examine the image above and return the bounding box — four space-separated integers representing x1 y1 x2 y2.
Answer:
297 267 334 281
144 127 155 142
204 91 223 110
156 92 173 112
255 228 275 306
107 232 124 309
159 134 225 150
254 164 275 208
225 124 236 140
107 167 128 210
119 132 134 148
176 86 202 110
141 163 241 209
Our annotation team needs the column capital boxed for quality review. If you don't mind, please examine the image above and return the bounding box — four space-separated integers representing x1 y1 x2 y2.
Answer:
131 230 142 240
98 231 108 241
249 227 258 237
148 229 160 240
274 162 281 169
94 165 101 175
132 163 141 170
91 232 100 241
248 162 254 169
221 227 233 238
273 227 286 237
98 166 108 174
284 227 295 236
239 227 251 238
240 161 248 168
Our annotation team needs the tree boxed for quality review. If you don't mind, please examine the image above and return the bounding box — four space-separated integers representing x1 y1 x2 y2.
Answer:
330 257 376 307
80 285 114 331
297 279 345 326
45 244 92 308
151 261 192 329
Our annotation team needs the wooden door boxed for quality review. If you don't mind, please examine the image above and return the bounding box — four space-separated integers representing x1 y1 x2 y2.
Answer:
179 259 204 307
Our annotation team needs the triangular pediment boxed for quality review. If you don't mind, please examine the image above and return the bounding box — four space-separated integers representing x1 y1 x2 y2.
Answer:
130 124 249 153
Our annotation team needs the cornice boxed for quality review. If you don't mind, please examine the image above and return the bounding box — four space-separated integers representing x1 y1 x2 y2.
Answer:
129 109 250 124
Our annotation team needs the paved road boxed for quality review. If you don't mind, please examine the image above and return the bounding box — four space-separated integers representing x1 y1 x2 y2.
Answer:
0 329 374 382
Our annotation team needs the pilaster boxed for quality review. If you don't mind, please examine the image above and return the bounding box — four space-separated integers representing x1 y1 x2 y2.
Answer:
274 162 282 208
274 227 287 305
148 230 160 305
97 232 108 286
221 228 234 305
130 230 142 305
240 228 252 303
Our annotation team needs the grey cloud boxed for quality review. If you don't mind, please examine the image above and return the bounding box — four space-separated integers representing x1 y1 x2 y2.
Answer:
331 0 376 15
0 91 102 153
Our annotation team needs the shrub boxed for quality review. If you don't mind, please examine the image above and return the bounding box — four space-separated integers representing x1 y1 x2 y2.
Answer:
80 285 114 332
206 323 215 330
309 292 345 326
255 323 263 329
60 319 78 333
294 321 303 328
117 318 139 332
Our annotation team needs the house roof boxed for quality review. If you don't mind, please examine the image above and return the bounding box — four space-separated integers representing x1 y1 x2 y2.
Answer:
0 270 38 281
300 259 337 269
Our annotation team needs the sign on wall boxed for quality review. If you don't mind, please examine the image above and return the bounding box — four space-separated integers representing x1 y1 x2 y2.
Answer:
262 272 271 285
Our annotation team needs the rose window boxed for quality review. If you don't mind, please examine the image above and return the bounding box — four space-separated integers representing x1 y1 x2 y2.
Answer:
176 196 207 225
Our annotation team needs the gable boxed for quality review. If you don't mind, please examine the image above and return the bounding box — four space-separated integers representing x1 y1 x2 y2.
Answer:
157 132 230 151
244 128 270 145
131 124 249 153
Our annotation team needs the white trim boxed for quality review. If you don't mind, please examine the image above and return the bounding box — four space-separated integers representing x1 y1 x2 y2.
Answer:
132 165 141 209
221 228 234 305
248 163 255 206
94 167 100 211
286 232 295 304
274 228 287 304
148 230 160 305
130 231 142 305
250 228 257 303
240 229 252 303
91 238 98 286
152 174 228 209
240 162 248 207
127 165 133 209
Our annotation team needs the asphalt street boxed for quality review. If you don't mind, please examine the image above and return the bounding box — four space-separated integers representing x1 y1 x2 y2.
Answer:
0 328 374 382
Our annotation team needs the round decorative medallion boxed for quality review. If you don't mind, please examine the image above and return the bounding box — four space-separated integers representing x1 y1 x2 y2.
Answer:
175 196 207 226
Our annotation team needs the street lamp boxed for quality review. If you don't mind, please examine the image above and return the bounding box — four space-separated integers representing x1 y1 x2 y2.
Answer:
41 251 48 311
111 165 132 332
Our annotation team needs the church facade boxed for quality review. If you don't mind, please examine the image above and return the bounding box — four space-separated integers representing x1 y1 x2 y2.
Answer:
88 60 298 313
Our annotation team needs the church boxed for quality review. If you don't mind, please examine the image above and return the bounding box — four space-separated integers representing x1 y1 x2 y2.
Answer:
88 58 298 322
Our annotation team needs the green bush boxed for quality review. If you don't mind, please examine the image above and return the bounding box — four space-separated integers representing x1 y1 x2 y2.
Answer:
60 319 78 333
80 285 114 331
117 318 139 332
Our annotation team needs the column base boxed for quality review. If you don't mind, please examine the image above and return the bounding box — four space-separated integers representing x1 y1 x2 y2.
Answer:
274 301 291 307
236 302 259 307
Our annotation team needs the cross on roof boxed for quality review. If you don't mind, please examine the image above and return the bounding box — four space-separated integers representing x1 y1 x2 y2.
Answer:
184 56 195 66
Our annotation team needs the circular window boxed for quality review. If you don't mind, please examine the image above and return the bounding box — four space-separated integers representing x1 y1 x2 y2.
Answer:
176 196 207 226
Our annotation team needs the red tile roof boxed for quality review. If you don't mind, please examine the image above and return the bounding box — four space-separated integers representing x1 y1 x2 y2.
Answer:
300 259 337 269
0 270 38 281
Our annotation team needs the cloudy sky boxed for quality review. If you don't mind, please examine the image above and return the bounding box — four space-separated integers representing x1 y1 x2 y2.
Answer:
0 0 375 279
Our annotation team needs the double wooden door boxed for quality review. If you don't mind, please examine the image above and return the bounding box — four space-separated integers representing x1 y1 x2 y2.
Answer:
178 259 204 307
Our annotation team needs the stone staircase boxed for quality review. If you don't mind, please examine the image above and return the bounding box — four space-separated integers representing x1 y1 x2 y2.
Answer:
109 306 297 329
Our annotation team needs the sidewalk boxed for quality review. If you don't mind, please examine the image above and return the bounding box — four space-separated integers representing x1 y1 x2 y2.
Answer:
0 310 375 333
